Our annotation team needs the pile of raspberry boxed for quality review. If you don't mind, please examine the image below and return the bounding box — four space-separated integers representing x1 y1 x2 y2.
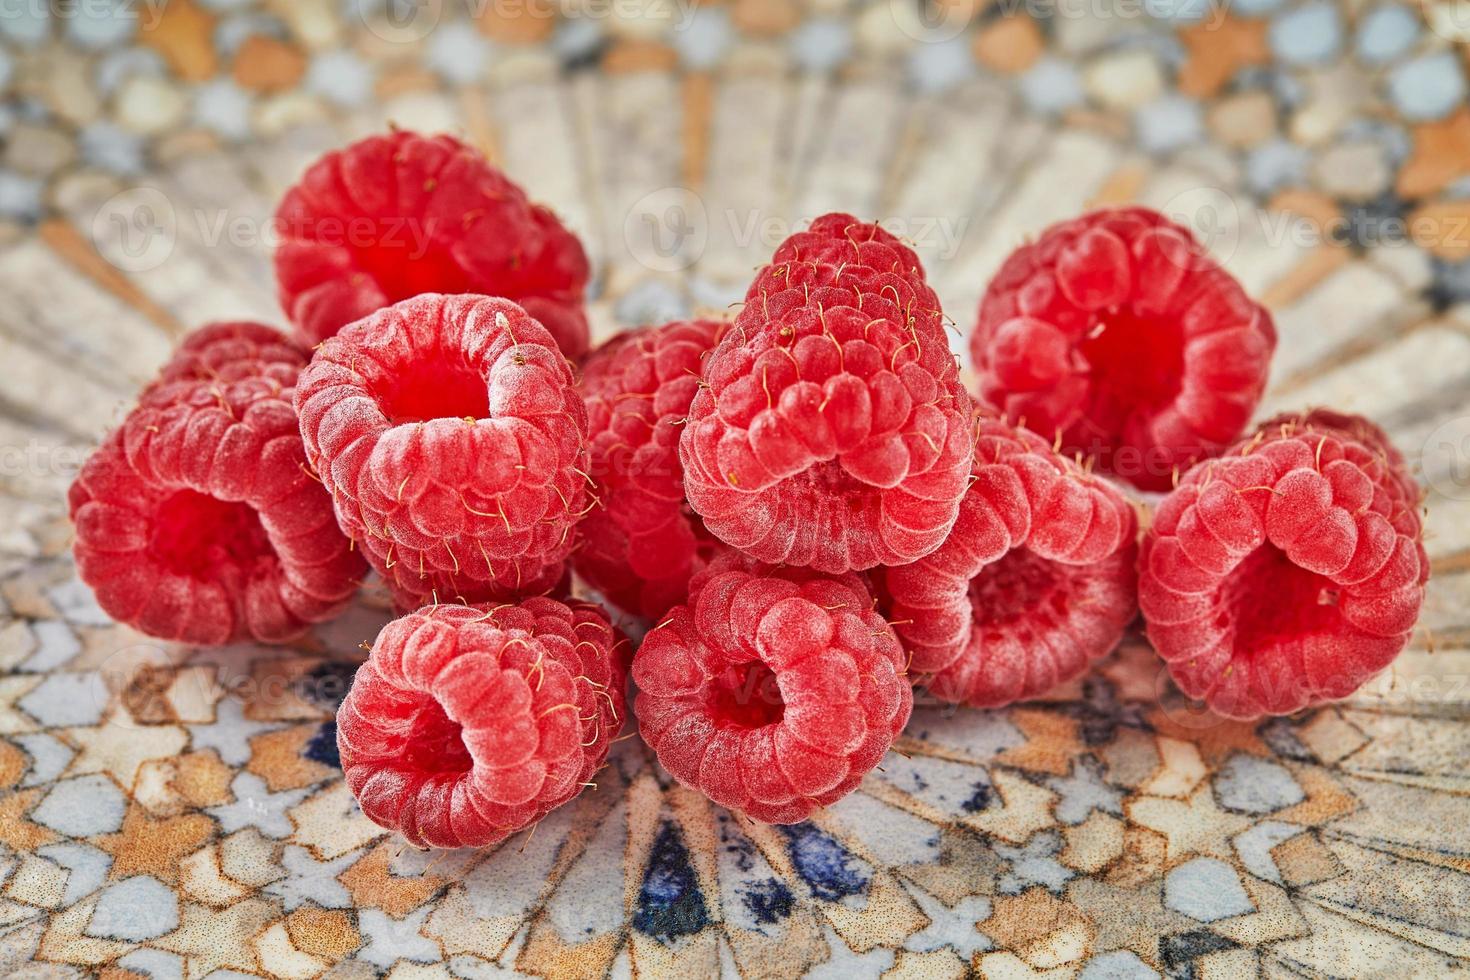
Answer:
69 129 1428 845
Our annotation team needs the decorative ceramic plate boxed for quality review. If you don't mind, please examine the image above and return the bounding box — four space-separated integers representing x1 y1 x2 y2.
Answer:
2 1 1469 977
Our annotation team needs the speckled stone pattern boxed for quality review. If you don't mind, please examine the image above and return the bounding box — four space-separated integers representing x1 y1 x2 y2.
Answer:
2 0 1470 978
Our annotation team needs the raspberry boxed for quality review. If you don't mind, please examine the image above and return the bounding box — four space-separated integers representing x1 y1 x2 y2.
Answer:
337 598 627 849
1140 410 1428 719
574 319 730 620
633 553 912 823
152 320 308 388
294 294 589 609
878 408 1138 707
971 207 1277 492
680 214 973 573
274 130 592 359
69 322 365 645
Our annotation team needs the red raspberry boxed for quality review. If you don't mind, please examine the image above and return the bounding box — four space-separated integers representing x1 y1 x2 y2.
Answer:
294 294 589 610
971 207 1277 492
152 319 308 387
574 319 731 620
633 553 912 823
680 214 973 573
878 408 1138 707
68 322 366 645
337 598 627 849
274 130 592 359
1140 410 1428 719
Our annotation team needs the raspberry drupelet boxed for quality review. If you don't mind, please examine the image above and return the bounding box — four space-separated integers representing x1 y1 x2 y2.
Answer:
69 322 366 645
337 598 628 849
1140 410 1428 719
633 553 912 824
680 213 973 574
574 318 731 620
294 294 589 610
274 130 592 358
971 207 1277 492
878 406 1139 708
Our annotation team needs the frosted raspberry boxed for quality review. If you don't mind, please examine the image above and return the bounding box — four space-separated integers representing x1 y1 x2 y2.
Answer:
69 322 365 645
294 294 589 609
680 214 973 573
337 598 627 849
574 319 730 620
878 408 1139 707
971 207 1277 492
275 130 591 358
1140 410 1427 719
151 320 308 388
633 553 912 823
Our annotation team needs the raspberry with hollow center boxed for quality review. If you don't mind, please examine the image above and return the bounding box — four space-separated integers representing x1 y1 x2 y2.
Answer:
294 294 589 610
679 213 973 573
633 553 912 824
877 409 1138 707
971 206 1277 492
69 322 366 645
337 598 627 849
574 319 731 620
1140 409 1428 719
274 130 591 358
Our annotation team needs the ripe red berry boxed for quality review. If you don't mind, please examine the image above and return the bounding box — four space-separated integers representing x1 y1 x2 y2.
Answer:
1140 410 1427 718
337 598 627 849
680 214 973 573
294 294 589 609
971 207 1276 492
878 408 1138 707
574 319 731 620
69 322 365 645
274 130 592 358
633 553 912 824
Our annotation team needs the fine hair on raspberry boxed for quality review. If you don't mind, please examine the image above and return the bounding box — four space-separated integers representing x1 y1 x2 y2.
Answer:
680 213 973 573
1139 409 1427 718
971 206 1277 492
633 553 912 823
69 322 366 645
294 293 589 609
878 406 1139 708
574 318 731 620
274 129 592 358
337 598 627 849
